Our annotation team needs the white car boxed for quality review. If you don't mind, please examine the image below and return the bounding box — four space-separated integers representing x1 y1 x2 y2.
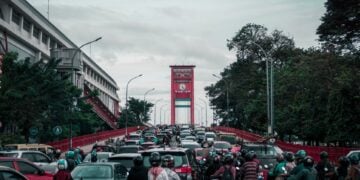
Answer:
205 132 217 142
346 150 360 159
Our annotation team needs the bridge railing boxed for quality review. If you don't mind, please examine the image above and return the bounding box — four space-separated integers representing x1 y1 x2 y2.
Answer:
213 126 355 163
47 127 140 151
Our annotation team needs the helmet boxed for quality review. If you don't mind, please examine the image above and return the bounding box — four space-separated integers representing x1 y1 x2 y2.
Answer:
303 156 314 167
223 154 233 165
133 156 144 166
295 150 307 159
162 154 175 168
65 151 75 159
55 149 61 154
57 159 68 170
245 151 256 161
240 149 248 157
285 152 295 162
349 156 359 165
338 156 350 167
320 151 328 160
149 152 161 167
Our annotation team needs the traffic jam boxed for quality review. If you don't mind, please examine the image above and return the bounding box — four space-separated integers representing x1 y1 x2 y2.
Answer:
0 125 359 180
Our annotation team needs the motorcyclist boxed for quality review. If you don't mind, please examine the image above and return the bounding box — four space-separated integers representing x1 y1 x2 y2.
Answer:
162 154 181 180
268 153 287 180
90 149 97 162
148 152 169 180
54 149 61 161
315 151 335 180
335 156 349 180
211 154 236 180
53 159 72 180
285 151 296 173
73 148 82 165
128 156 148 180
347 155 360 180
289 149 307 176
288 156 317 180
239 150 259 180
65 151 76 171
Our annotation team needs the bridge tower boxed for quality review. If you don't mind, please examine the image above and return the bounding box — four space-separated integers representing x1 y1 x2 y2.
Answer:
170 65 195 125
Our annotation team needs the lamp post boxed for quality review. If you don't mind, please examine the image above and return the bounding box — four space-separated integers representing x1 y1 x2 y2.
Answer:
159 104 168 125
70 37 102 85
153 99 162 125
143 88 155 123
125 74 143 135
212 74 230 126
199 98 208 127
69 37 101 150
249 41 274 135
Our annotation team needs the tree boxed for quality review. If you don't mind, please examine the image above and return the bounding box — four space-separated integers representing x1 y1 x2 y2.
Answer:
0 52 103 143
118 97 153 128
317 0 360 52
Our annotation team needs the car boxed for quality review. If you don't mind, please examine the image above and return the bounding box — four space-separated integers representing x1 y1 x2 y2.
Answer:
83 152 114 163
217 133 238 145
92 144 117 153
241 143 283 168
195 131 205 143
0 150 52 167
124 140 140 146
204 132 217 142
108 153 141 171
140 147 197 180
213 141 232 154
181 142 201 151
346 150 360 160
184 136 197 142
117 145 144 154
0 157 53 180
180 133 192 140
4 144 54 154
71 162 128 180
0 165 28 180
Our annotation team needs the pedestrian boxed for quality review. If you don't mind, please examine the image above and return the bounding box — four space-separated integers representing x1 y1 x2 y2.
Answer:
127 156 148 180
148 152 169 180
53 159 72 180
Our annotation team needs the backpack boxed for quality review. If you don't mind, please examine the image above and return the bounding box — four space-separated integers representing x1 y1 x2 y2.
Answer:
222 166 233 180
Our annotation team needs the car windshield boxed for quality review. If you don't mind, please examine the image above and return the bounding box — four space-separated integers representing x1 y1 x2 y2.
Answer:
142 152 188 168
205 134 216 138
214 142 231 149
84 153 110 162
108 157 133 169
118 147 139 154
71 165 113 178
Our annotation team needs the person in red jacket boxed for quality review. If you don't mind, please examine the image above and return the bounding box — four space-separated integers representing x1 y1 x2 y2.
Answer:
53 159 72 180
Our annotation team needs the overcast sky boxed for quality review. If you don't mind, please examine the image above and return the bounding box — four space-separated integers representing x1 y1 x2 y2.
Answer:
27 0 326 125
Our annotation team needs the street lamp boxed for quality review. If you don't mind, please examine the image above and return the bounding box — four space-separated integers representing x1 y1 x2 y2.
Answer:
199 98 208 127
143 88 155 123
249 41 274 135
159 104 168 125
125 74 143 135
153 99 162 125
70 37 102 85
212 74 230 126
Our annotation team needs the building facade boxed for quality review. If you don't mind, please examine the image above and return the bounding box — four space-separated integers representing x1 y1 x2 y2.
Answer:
0 0 120 128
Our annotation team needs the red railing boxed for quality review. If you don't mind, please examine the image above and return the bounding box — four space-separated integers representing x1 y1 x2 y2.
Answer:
213 126 356 163
47 127 140 152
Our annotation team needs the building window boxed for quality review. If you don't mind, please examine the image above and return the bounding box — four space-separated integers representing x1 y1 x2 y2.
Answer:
0 8 4 20
50 39 56 49
12 10 21 25
23 18 31 32
42 33 48 44
33 26 40 39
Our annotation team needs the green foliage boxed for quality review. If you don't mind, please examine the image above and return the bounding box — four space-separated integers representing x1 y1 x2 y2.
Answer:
317 0 360 52
118 97 153 128
206 23 360 145
0 52 104 143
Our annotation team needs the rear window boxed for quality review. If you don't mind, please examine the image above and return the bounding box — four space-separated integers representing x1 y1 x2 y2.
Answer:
142 152 188 168
118 147 139 154
214 142 231 149
0 153 18 157
220 136 237 144
129 135 140 140
108 157 134 169
182 144 201 150
243 145 278 157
